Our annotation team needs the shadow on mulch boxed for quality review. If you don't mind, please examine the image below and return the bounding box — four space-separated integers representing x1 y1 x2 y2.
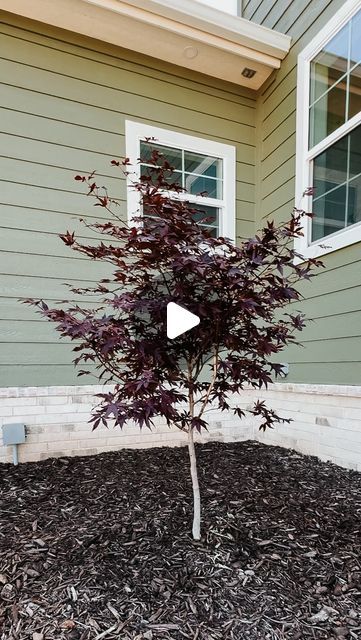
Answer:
0 441 360 640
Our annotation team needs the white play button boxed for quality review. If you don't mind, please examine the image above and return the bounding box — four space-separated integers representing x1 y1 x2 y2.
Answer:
167 302 200 340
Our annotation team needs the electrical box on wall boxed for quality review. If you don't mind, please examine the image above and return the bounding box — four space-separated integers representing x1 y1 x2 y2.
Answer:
2 423 26 446
280 363 289 377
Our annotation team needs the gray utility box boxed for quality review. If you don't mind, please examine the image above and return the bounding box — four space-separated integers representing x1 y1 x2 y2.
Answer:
2 423 26 445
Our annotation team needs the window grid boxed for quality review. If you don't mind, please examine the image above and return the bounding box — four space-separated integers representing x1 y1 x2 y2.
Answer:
295 0 361 262
308 10 361 150
309 9 361 241
139 143 223 202
310 144 361 243
311 136 361 207
308 24 354 111
125 121 236 242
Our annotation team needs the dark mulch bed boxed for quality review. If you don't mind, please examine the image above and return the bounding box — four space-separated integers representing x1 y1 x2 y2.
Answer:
1 441 361 640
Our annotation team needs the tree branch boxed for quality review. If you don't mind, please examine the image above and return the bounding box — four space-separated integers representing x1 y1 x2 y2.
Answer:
196 345 219 420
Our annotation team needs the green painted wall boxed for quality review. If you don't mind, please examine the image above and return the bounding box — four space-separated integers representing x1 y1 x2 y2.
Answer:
246 0 361 385
1 3 360 389
0 13 256 387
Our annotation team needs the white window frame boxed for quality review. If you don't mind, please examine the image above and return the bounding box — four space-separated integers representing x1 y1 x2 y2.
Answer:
125 120 236 242
295 0 361 263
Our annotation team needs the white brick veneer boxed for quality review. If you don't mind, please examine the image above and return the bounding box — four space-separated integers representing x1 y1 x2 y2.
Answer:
253 383 361 471
0 385 253 464
0 383 360 470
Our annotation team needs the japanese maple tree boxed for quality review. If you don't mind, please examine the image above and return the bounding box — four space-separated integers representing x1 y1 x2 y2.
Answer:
25 151 320 540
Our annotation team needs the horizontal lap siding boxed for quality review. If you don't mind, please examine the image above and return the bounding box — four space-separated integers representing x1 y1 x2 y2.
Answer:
0 14 256 387
252 0 361 385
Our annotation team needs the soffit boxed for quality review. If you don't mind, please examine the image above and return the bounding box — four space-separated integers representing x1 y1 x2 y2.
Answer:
0 0 291 90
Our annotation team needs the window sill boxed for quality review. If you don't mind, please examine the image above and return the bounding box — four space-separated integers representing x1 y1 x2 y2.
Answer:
294 221 361 263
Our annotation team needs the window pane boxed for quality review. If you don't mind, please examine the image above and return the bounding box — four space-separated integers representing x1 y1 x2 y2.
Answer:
192 204 218 224
311 126 361 241
312 184 346 241
144 201 219 235
309 79 347 146
185 173 222 198
140 164 182 187
310 65 346 104
348 64 361 120
351 10 361 67
310 24 349 103
205 226 217 238
192 204 219 236
349 125 361 177
313 135 348 197
347 174 361 226
184 151 222 179
140 142 182 170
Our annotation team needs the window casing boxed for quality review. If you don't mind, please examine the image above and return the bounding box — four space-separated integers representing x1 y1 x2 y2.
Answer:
295 0 361 262
125 121 236 241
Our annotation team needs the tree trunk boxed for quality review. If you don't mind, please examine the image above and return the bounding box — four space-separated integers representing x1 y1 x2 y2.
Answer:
187 427 201 540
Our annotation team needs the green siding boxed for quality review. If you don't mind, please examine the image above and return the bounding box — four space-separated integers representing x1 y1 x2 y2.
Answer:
2 3 360 389
250 0 361 385
0 13 256 387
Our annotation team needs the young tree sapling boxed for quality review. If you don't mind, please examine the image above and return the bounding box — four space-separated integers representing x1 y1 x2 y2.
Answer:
25 152 321 540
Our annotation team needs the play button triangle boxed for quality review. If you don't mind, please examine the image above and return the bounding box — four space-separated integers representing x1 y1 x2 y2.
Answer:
166 302 200 340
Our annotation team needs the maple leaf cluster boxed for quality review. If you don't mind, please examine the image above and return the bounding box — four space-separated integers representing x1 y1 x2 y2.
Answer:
25 150 321 433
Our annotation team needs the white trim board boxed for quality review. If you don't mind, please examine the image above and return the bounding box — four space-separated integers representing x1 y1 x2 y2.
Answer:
295 0 361 263
125 120 236 242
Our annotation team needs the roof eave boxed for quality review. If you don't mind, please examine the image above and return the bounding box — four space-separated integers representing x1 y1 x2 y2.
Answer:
0 0 291 89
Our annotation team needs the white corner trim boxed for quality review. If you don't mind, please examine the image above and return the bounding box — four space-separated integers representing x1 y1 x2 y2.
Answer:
294 0 361 263
125 120 236 242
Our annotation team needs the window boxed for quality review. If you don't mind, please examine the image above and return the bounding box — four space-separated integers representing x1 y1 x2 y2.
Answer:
125 121 236 241
295 0 361 261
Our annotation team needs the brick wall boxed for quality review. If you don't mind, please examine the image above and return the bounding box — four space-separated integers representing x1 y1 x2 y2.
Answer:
0 383 360 470
254 384 361 471
0 385 254 464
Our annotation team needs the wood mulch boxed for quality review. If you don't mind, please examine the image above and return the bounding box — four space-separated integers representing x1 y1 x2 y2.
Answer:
0 440 360 640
